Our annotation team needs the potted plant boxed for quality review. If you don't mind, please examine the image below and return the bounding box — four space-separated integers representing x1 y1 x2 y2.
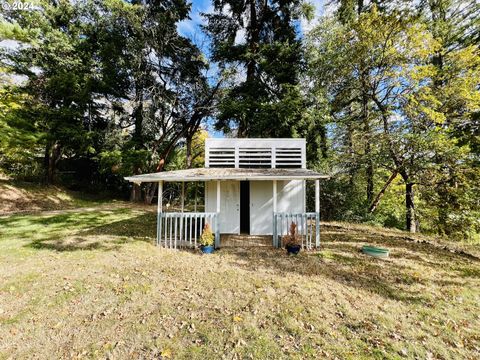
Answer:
199 223 215 254
283 222 302 255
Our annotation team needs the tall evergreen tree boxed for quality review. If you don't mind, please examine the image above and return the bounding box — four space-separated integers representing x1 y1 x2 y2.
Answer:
1 0 99 184
203 0 313 137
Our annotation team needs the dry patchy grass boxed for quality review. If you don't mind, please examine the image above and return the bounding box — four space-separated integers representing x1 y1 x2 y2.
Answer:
0 207 479 359
0 180 115 215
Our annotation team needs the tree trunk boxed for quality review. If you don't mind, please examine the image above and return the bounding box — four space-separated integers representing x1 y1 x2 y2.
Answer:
319 124 328 158
130 64 146 202
45 142 61 185
366 158 374 204
346 122 356 187
247 0 258 83
130 183 142 202
186 135 193 168
132 94 143 146
237 0 259 137
369 170 398 213
139 144 175 205
144 182 157 205
405 182 416 233
44 142 51 185
361 72 374 203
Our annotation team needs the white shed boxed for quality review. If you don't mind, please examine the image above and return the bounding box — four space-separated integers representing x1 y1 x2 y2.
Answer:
125 138 328 249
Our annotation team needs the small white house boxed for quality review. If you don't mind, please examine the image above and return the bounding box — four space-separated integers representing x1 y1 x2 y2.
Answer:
125 138 328 249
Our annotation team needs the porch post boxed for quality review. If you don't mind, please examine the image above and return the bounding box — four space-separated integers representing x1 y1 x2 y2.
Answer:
315 179 320 248
273 180 278 248
181 182 185 213
215 180 221 248
194 182 197 212
157 181 163 246
180 182 184 245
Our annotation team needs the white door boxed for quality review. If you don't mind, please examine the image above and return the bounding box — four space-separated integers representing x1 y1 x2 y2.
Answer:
205 181 240 234
221 181 240 233
250 181 273 235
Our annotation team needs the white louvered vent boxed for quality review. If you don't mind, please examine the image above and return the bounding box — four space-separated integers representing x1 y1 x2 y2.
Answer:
239 148 272 168
208 147 235 168
206 139 306 169
275 147 302 168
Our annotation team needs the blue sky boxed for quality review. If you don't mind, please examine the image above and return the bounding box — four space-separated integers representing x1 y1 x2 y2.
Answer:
177 0 213 40
177 0 326 43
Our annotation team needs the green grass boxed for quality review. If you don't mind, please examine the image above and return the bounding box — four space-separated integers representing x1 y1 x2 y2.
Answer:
0 206 479 359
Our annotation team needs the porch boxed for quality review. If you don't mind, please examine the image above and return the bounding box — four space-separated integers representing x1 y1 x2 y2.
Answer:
125 167 328 250
156 212 320 249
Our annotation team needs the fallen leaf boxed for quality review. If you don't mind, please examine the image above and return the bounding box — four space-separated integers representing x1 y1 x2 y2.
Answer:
161 348 172 359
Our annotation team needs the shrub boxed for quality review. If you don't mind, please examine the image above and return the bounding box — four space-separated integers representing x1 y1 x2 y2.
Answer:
199 223 214 246
282 222 301 247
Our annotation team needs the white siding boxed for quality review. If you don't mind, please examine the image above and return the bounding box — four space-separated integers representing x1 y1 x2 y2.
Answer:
205 181 240 234
207 179 305 235
250 181 273 235
205 139 307 235
277 180 305 214
249 180 305 235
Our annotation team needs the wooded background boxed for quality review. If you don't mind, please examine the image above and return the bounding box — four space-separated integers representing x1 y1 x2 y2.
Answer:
0 0 478 240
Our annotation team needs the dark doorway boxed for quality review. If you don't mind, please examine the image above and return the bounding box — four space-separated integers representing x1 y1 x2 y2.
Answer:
240 181 250 234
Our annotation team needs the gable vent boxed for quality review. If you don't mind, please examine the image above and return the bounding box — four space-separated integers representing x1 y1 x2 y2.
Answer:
208 147 235 168
275 147 302 168
205 139 306 169
239 147 272 168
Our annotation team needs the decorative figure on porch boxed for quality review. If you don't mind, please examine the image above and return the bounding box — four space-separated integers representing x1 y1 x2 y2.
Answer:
283 222 302 255
199 223 215 254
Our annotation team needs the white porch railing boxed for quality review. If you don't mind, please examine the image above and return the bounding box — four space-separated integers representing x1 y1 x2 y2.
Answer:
157 212 219 249
273 212 320 250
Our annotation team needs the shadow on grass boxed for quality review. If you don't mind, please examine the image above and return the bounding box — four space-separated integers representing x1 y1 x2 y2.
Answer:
18 211 156 252
80 212 156 239
221 224 480 305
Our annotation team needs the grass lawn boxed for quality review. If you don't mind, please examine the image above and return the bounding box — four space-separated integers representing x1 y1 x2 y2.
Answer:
0 206 479 359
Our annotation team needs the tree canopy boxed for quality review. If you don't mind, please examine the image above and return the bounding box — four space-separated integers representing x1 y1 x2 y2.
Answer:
0 0 478 240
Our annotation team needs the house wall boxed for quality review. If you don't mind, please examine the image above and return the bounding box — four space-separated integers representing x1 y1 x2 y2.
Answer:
204 138 307 236
206 180 305 235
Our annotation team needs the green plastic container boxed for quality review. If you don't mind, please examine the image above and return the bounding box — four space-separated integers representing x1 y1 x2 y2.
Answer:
362 245 389 259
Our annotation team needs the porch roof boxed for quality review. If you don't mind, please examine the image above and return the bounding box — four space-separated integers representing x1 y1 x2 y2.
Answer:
125 167 329 183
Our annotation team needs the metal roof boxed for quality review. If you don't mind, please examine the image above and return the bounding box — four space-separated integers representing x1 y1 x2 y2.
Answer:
124 167 329 183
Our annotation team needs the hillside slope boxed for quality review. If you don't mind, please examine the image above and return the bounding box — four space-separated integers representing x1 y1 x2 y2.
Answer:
0 178 107 214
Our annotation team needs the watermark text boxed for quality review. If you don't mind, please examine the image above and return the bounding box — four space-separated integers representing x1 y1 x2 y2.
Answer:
1 1 39 11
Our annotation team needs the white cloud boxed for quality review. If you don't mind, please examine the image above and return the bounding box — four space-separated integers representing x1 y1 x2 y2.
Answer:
177 1 213 38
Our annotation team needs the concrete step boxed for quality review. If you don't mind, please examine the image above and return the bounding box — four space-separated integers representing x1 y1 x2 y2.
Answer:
220 234 273 247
